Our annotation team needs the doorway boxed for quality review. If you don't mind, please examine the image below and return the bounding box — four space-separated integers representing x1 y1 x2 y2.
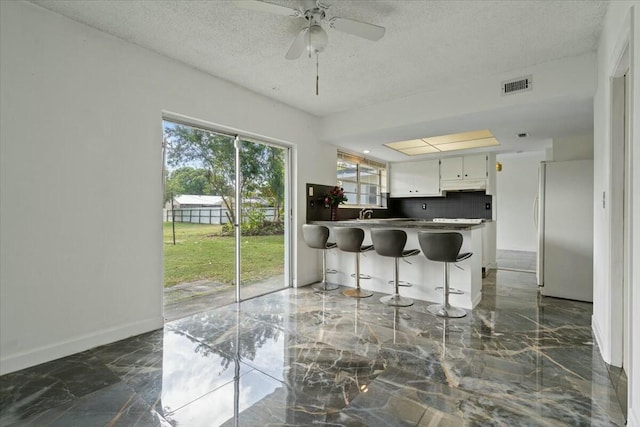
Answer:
609 47 630 419
162 119 290 320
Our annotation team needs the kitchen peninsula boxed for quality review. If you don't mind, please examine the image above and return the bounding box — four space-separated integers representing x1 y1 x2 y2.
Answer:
311 219 484 309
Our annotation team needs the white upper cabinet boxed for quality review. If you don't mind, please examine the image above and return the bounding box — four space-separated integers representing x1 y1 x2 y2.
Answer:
390 159 441 197
391 154 495 197
440 153 496 195
440 157 464 180
441 154 487 180
462 154 489 179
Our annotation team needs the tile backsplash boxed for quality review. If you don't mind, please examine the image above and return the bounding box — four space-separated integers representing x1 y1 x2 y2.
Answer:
389 191 493 220
306 184 392 221
306 183 492 221
306 184 347 221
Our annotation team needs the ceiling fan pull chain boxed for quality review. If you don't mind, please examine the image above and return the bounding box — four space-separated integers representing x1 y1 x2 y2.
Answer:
316 54 319 96
308 20 312 59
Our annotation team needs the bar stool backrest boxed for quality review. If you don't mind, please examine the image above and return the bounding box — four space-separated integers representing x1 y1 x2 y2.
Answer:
302 224 330 250
334 227 365 253
371 229 407 258
418 232 463 262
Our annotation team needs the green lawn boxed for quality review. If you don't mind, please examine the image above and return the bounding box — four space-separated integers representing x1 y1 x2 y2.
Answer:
163 222 284 288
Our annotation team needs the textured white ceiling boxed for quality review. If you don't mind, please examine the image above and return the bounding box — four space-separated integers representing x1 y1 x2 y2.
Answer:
29 0 609 160
31 0 607 118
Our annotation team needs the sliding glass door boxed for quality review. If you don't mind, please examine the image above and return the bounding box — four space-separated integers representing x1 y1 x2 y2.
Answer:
162 119 289 317
239 138 288 300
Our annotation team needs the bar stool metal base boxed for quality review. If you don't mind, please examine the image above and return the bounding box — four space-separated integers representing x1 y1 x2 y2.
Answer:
343 288 373 298
380 294 413 307
427 304 466 318
351 273 371 279
389 280 413 287
435 286 463 295
312 281 339 292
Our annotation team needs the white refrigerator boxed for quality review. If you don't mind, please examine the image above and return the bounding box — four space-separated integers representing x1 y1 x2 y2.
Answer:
536 160 593 302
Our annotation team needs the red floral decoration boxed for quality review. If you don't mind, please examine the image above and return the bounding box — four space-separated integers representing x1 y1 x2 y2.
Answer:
324 186 348 206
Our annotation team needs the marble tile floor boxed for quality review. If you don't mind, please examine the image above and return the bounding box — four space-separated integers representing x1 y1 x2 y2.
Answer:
496 249 537 273
0 270 626 426
606 363 629 420
163 274 286 322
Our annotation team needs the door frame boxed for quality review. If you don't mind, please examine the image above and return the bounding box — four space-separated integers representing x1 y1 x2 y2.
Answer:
608 29 630 368
162 112 293 304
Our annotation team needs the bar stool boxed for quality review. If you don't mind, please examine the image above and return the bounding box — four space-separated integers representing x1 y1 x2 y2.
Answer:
302 224 340 292
418 232 472 318
334 227 374 298
371 229 420 307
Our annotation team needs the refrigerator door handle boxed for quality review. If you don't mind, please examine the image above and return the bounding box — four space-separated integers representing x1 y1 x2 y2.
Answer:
533 196 539 229
536 163 546 288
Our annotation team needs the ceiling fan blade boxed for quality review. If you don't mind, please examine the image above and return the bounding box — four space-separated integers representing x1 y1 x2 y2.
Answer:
329 17 385 41
301 0 317 10
285 28 308 60
233 0 302 17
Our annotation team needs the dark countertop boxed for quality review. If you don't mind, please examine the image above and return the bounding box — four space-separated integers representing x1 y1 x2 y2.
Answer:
310 219 485 230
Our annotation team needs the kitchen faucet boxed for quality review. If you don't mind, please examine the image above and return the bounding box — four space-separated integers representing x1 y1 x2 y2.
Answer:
359 208 374 219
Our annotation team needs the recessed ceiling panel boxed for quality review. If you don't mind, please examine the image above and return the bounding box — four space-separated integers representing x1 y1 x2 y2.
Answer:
436 137 500 152
384 130 500 156
400 146 441 155
384 139 427 150
424 129 494 146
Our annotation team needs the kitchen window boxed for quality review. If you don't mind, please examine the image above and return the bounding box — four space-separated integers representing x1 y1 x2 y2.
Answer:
337 151 387 207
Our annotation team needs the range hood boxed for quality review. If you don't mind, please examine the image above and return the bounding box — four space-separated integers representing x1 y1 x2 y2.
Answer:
440 179 487 192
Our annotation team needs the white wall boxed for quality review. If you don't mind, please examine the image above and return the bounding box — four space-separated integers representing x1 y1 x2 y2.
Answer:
496 151 546 252
553 134 594 161
592 2 639 425
0 1 334 375
320 54 596 148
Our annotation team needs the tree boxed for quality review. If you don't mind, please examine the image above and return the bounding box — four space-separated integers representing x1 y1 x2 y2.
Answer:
262 146 285 222
166 167 212 197
164 125 276 224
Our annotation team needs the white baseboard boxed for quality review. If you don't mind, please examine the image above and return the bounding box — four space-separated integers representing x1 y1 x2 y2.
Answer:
592 314 623 367
295 273 320 288
629 407 639 427
592 314 605 356
0 316 164 375
471 291 483 309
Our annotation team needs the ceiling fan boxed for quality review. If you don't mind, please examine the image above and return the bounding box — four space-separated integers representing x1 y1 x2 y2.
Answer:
234 0 386 60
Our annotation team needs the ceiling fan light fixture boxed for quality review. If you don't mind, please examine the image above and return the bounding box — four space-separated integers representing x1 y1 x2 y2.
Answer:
236 0 385 59
307 24 328 54
235 0 385 95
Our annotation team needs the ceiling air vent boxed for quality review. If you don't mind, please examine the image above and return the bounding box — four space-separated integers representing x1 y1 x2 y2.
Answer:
501 75 532 95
